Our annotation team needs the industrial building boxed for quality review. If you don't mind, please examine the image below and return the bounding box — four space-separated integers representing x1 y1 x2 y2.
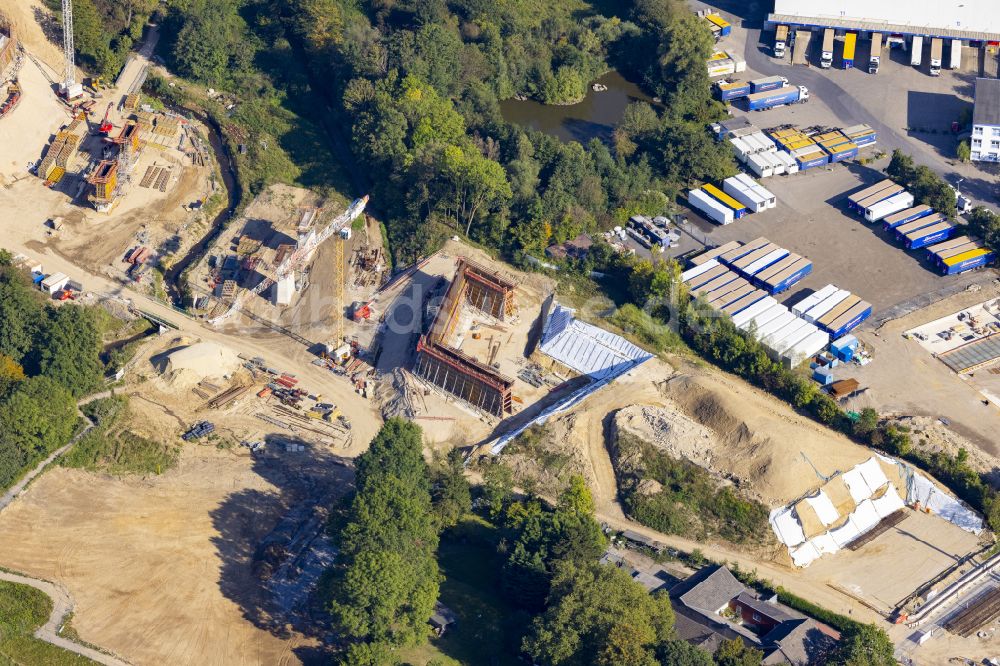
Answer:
414 258 518 417
971 77 1000 163
769 0 1000 42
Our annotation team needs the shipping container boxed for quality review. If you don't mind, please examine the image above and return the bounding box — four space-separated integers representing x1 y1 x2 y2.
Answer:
925 235 970 261
804 289 851 323
743 249 790 276
705 13 731 36
854 182 904 212
847 178 894 210
706 279 752 306
681 258 720 283
774 322 821 356
710 283 755 309
933 241 980 265
911 35 923 66
723 176 768 213
753 253 800 285
772 150 798 173
721 289 768 316
717 80 752 101
826 143 858 162
734 173 776 207
686 264 729 290
765 258 813 294
703 183 750 218
40 272 69 294
749 75 788 93
694 271 741 295
690 241 742 266
950 39 963 69
720 237 769 264
688 188 735 225
739 303 788 333
729 136 754 161
760 151 785 175
746 131 777 152
881 204 933 230
746 152 775 178
754 310 799 341
904 221 954 249
766 319 813 350
893 212 944 238
746 85 809 111
842 32 857 68
731 296 779 328
817 294 861 328
793 285 839 317
942 248 995 275
864 191 915 222
795 150 829 170
782 330 831 367
828 301 873 338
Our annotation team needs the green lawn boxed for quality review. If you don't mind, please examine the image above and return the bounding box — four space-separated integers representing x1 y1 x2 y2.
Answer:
398 517 529 666
0 580 94 665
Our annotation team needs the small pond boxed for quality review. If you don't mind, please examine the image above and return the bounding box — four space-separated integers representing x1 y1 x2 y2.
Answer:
499 70 656 144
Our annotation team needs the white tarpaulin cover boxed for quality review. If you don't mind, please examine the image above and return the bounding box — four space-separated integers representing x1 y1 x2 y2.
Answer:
539 304 653 380
872 484 906 518
841 467 874 504
805 490 840 526
830 519 862 549
790 542 821 567
811 532 839 554
769 506 806 547
858 457 889 494
907 466 984 534
852 498 881 533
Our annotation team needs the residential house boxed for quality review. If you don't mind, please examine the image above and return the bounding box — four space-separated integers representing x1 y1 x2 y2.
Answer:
971 77 1000 163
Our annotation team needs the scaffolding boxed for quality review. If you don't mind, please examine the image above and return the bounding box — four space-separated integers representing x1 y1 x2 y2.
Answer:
88 159 118 204
414 257 520 416
415 338 513 416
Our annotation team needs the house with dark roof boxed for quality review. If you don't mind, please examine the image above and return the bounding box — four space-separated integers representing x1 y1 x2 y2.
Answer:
669 565 839 665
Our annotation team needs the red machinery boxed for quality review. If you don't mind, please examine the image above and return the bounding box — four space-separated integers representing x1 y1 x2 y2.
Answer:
98 101 114 135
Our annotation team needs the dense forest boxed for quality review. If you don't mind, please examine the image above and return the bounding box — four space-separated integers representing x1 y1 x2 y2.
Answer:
0 251 103 490
58 0 734 264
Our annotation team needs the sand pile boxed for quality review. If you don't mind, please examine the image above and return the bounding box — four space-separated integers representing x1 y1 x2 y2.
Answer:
613 405 718 470
657 373 874 506
159 341 241 388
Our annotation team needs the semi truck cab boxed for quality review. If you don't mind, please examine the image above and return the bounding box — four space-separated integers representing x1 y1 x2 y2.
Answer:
821 28 834 68
869 33 882 74
774 25 788 57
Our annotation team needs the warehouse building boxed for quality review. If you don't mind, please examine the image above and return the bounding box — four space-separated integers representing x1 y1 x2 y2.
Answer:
971 78 1000 163
768 0 1000 42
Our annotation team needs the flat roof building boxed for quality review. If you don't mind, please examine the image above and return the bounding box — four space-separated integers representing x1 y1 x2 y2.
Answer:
769 0 1000 42
971 78 1000 163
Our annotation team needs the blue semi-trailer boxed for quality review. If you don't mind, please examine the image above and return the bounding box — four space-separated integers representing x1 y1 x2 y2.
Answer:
746 85 809 111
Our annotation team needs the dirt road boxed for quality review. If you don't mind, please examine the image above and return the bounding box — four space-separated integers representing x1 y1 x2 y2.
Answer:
0 570 130 665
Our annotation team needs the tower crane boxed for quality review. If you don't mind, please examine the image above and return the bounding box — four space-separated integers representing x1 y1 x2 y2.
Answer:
209 195 369 326
59 0 82 99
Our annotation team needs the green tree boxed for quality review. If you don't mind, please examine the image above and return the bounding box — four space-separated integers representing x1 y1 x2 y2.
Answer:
329 419 440 652
0 376 77 490
439 145 513 236
27 305 103 397
0 265 42 365
481 458 514 519
957 140 971 162
828 624 895 666
0 354 26 398
658 639 714 665
431 448 472 529
559 475 595 517
714 638 763 666
523 561 675 666
885 150 917 184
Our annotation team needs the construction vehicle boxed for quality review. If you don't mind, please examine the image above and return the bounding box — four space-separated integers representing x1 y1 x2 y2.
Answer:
0 81 20 118
209 195 369 325
98 101 113 135
351 301 372 321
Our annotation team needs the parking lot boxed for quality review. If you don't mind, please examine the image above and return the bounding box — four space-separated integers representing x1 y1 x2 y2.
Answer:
686 159 989 315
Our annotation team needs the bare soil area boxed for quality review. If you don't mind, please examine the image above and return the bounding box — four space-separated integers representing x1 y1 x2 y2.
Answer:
0 450 318 666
